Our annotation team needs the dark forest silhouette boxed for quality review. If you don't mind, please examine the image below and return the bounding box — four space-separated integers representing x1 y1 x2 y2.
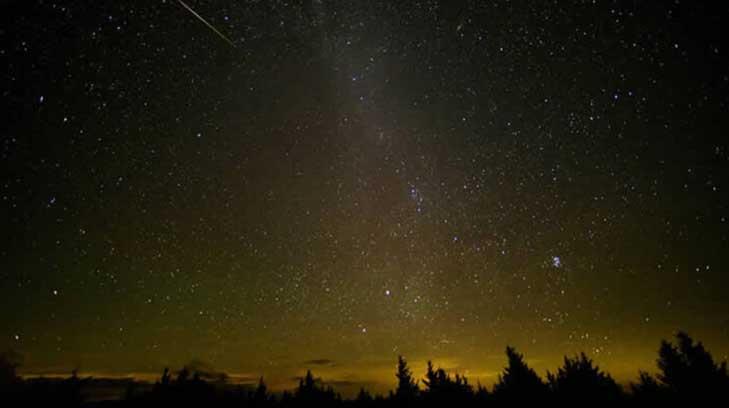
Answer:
1 331 727 407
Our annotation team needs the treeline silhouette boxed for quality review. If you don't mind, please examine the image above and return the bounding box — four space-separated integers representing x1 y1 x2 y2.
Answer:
1 331 727 407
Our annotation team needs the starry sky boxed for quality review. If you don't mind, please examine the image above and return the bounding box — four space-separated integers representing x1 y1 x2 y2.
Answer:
2 0 729 396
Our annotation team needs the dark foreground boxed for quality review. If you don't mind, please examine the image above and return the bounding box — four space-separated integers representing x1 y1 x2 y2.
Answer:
2 331 727 407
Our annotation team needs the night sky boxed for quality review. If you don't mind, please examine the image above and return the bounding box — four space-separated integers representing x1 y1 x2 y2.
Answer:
2 0 729 395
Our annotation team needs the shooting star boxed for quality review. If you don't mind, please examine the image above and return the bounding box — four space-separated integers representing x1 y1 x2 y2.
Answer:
177 0 235 48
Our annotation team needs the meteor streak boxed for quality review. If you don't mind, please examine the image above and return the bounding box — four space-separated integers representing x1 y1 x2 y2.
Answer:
177 0 235 48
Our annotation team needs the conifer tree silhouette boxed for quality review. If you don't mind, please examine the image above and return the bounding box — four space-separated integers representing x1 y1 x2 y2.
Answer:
354 387 375 408
251 376 270 407
655 331 728 400
295 370 339 407
474 382 490 405
631 370 666 404
176 366 190 384
3 332 729 407
297 369 316 397
159 367 171 387
421 360 473 407
394 355 419 406
548 352 622 403
492 346 548 403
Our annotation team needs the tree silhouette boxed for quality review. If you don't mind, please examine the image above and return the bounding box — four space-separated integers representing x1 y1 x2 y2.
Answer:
547 352 622 403
0 351 23 406
631 370 667 404
0 351 21 388
421 360 473 407
294 370 339 407
176 366 190 384
297 369 317 397
474 382 490 405
159 367 172 387
492 346 548 403
251 376 270 407
354 387 375 408
2 331 728 407
60 369 83 406
394 355 419 405
639 330 729 401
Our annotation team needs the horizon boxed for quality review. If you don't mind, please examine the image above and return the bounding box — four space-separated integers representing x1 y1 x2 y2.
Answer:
14 332 729 398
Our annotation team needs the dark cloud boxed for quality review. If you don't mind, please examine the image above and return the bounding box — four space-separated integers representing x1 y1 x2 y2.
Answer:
182 359 229 383
324 379 358 387
227 374 262 385
302 359 335 367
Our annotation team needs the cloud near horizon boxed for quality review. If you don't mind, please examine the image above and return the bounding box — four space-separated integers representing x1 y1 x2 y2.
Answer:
302 358 336 367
